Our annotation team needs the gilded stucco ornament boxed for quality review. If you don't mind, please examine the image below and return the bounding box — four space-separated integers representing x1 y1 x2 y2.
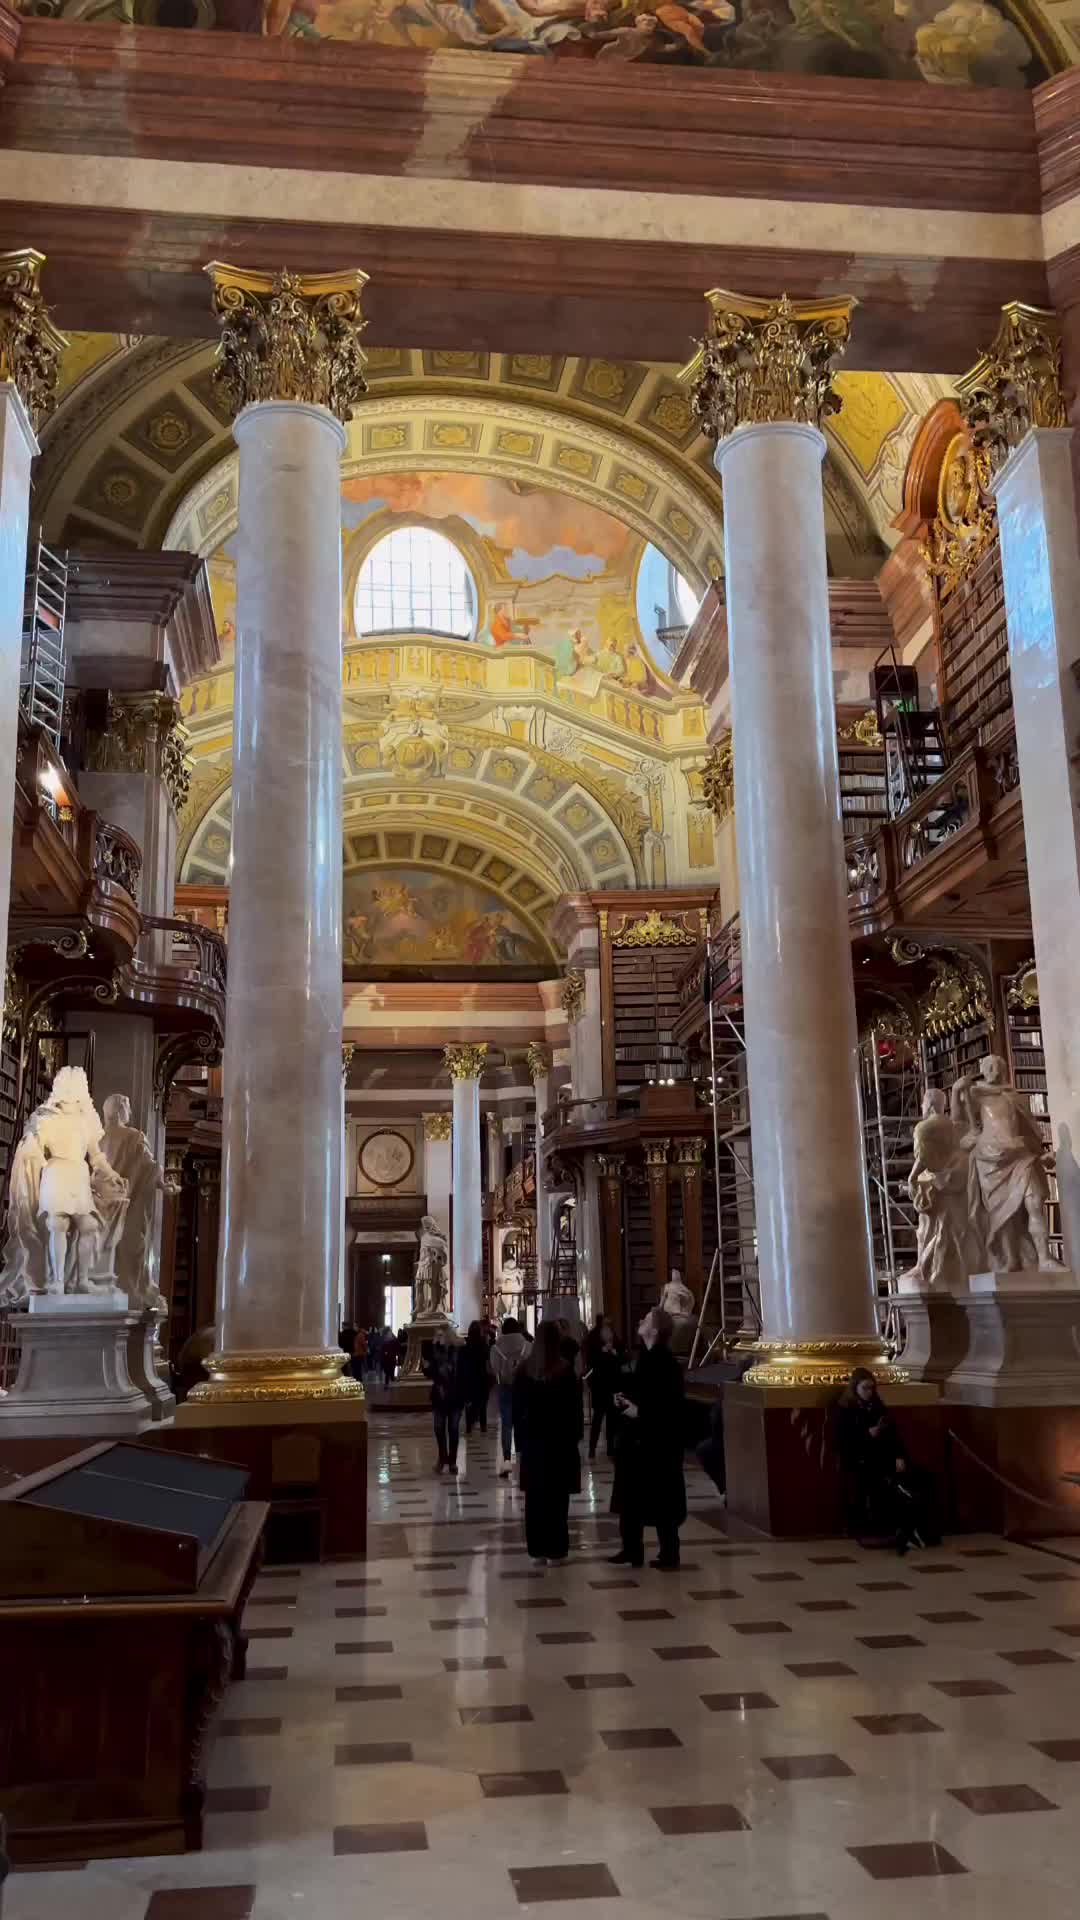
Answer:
88 692 193 816
422 1112 453 1142
526 1043 552 1081
189 1348 364 1403
0 249 67 432
559 971 586 1023
957 301 1066 473
701 733 733 823
443 1043 488 1081
744 1337 905 1389
612 910 696 949
683 289 856 443
205 263 368 423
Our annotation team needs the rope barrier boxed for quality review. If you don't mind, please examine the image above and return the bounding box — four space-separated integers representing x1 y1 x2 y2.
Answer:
947 1427 1080 1519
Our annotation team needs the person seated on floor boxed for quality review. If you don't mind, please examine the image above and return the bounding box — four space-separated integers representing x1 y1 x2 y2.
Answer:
609 1307 687 1570
834 1367 939 1556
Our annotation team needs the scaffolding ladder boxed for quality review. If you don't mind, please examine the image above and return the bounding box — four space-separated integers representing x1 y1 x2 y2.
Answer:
21 531 68 750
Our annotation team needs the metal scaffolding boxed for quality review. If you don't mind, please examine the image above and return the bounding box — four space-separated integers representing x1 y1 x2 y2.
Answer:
20 531 68 750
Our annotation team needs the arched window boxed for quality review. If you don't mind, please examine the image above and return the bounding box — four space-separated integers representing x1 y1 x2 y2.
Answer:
353 525 476 639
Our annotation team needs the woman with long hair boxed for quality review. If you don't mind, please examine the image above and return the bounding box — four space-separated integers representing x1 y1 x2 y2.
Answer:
513 1318 582 1566
461 1319 492 1435
610 1307 687 1570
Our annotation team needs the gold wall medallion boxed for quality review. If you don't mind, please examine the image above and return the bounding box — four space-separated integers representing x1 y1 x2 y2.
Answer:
612 910 696 948
0 249 67 431
205 263 368 422
443 1042 488 1081
683 289 855 444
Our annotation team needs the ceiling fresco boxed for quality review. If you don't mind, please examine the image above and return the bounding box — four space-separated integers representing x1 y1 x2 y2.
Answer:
33 0 1077 75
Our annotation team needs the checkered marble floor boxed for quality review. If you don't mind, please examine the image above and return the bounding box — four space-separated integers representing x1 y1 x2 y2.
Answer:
12 1410 1080 1919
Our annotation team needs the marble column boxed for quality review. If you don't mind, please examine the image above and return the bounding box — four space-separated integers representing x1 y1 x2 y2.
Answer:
0 252 65 1023
965 308 1080 1267
527 1044 553 1284
445 1044 486 1330
188 264 367 1407
691 291 888 1385
422 1111 453 1254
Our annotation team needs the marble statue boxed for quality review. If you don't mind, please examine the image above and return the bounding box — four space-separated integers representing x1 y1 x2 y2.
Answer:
414 1213 449 1318
98 1094 178 1309
0 1066 128 1304
952 1053 1060 1271
905 1087 972 1289
659 1268 695 1321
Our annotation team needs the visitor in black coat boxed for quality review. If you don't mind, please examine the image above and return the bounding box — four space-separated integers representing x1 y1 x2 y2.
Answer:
835 1367 939 1553
460 1320 492 1435
610 1307 687 1569
513 1319 582 1565
424 1335 465 1475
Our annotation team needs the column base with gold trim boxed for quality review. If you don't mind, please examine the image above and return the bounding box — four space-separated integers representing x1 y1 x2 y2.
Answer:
742 1337 906 1389
185 1347 364 1405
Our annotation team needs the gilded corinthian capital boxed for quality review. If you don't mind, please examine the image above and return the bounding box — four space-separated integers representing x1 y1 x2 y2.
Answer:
443 1043 488 1082
957 302 1066 472
205 263 368 423
683 289 855 444
0 250 67 432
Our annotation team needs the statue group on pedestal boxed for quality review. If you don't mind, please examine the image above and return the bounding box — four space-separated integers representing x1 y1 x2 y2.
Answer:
906 1053 1059 1289
412 1213 449 1320
0 1067 177 1311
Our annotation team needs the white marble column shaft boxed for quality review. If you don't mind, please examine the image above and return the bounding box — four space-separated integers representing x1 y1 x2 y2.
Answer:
215 400 346 1364
995 427 1080 1267
715 421 877 1348
422 1124 452 1248
0 385 38 1025
451 1075 483 1330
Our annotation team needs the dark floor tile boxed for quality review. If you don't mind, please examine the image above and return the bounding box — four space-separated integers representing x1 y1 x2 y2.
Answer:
589 1578 640 1591
799 1600 855 1614
858 1581 911 1593
459 1704 534 1725
336 1605 389 1618
337 1684 403 1702
257 1567 301 1580
856 1713 943 1736
948 1784 1057 1815
618 1608 673 1622
205 1786 272 1814
501 1569 546 1581
335 1741 413 1765
444 1656 506 1673
764 1753 854 1781
753 1571 802 1584
334 1823 428 1854
336 1576 382 1588
957 1547 1008 1558
1025 1571 1080 1584
509 1864 619 1903
12 1863 87 1874
713 1547 759 1556
859 1634 924 1650
975 1591 1033 1604
650 1803 748 1834
414 1560 457 1571
566 1672 632 1690
242 1666 288 1682
1000 1648 1072 1666
731 1620 791 1636
932 1678 1012 1698
431 1617 488 1630
420 1587 470 1598
688 1589 741 1601
787 1661 855 1679
653 1644 719 1662
145 1892 256 1919
538 1631 595 1645
335 1640 394 1654
702 1691 778 1712
480 1770 568 1798
600 1726 681 1751
517 1597 567 1610
217 1718 281 1738
1032 1739 1080 1762
246 1627 293 1641
809 1555 856 1566
849 1842 967 1880
912 1565 962 1576
246 1595 297 1609
1054 1624 1080 1638
920 1611 981 1625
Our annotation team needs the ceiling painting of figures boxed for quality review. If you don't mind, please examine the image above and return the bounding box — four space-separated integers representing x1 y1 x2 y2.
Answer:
342 866 552 970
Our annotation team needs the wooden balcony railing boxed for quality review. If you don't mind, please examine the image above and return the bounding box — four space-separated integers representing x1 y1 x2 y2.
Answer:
141 915 227 998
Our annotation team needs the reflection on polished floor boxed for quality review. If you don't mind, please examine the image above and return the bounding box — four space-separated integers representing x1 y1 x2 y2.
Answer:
13 1413 1080 1919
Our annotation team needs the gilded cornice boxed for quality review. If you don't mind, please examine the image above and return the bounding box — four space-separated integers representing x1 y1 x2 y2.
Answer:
206 263 369 423
685 289 855 444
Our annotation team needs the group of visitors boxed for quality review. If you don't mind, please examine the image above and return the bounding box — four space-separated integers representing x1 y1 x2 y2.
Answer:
340 1322 404 1388
423 1305 689 1571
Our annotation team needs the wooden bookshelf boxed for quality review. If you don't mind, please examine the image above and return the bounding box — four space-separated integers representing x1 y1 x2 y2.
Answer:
611 944 691 1096
939 541 1011 754
838 742 888 841
922 1016 993 1094
0 1043 19 1192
